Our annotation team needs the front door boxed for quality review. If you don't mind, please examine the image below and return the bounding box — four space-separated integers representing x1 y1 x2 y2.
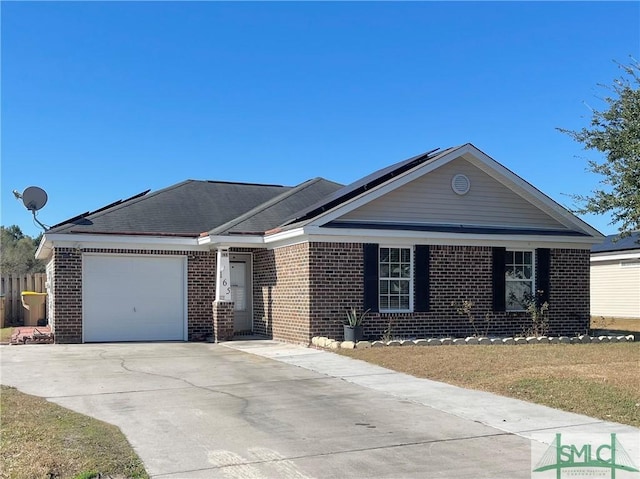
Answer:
230 254 252 333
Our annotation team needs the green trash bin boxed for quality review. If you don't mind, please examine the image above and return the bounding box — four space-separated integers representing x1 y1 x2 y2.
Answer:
21 292 47 327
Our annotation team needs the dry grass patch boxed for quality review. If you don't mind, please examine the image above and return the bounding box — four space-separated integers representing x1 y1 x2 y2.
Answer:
0 385 148 479
338 343 640 427
591 316 640 332
0 327 14 343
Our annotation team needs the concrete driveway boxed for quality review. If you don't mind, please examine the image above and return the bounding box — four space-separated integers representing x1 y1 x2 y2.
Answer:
1 341 634 478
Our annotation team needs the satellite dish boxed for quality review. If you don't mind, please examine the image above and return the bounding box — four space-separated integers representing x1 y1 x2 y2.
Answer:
21 186 48 211
12 185 50 231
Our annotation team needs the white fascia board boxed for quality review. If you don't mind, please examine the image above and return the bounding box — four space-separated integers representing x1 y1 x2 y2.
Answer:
591 251 640 262
461 146 604 239
199 234 266 248
205 224 598 251
263 227 307 246
36 233 204 259
35 236 51 260
302 226 597 250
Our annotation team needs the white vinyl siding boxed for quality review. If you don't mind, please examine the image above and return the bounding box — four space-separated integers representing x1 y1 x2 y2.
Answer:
591 259 640 319
339 157 567 230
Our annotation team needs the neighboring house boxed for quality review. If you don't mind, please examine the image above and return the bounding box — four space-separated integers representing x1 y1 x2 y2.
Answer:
36 144 603 344
590 232 640 319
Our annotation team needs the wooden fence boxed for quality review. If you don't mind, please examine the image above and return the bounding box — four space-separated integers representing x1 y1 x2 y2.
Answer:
1 273 47 325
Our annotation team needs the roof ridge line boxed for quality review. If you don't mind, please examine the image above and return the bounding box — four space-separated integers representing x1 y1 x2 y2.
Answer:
201 179 286 188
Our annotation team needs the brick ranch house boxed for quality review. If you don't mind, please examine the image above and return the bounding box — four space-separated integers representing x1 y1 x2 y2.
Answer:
36 144 603 344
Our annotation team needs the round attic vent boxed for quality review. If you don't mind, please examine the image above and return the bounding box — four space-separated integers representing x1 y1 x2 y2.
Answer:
451 174 470 195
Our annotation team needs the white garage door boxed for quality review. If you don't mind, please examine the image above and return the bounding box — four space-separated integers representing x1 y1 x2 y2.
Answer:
83 255 187 342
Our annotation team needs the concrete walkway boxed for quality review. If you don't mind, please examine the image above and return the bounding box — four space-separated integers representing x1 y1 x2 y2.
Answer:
221 339 639 441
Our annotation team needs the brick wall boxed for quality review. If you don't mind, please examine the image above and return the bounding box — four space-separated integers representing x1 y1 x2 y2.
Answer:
253 244 311 344
548 248 590 336
308 243 364 340
187 251 216 341
260 243 590 344
51 248 82 343
50 248 216 343
49 242 590 345
213 300 235 341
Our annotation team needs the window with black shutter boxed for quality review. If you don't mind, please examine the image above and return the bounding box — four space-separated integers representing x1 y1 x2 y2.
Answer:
492 247 506 312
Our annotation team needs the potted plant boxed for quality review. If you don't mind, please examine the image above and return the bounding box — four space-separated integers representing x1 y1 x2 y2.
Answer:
344 308 369 342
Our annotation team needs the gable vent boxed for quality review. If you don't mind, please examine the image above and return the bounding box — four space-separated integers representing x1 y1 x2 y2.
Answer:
451 174 470 195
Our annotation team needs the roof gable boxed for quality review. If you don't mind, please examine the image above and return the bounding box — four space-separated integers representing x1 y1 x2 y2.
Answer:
338 156 567 230
281 144 602 239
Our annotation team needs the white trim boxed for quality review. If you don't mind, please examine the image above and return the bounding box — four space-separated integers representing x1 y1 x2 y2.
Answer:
264 227 307 244
198 228 309 250
229 252 254 333
198 235 265 247
37 233 203 259
39 224 597 260
299 225 596 249
378 245 414 313
215 249 232 302
591 251 640 263
504 248 535 312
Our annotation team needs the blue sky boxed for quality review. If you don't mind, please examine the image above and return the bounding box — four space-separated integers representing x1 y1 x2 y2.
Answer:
2 1 638 238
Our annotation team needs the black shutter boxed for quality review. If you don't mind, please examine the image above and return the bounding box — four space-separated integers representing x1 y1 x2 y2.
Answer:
492 247 506 312
363 243 379 312
536 248 551 305
415 245 430 312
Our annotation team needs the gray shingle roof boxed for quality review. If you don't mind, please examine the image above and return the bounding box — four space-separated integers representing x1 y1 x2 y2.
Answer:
49 180 294 236
209 178 343 235
591 232 640 253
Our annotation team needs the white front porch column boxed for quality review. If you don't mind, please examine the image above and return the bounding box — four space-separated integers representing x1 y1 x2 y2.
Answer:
215 248 232 302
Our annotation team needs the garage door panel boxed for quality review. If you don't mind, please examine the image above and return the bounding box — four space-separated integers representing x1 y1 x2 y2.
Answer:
83 255 186 342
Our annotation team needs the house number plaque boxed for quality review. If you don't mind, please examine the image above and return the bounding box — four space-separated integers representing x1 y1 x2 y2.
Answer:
215 249 233 302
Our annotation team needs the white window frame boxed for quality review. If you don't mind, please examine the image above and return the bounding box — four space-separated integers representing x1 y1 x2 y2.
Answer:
505 249 535 312
379 245 413 313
